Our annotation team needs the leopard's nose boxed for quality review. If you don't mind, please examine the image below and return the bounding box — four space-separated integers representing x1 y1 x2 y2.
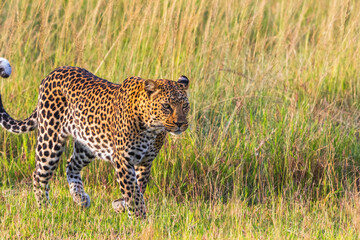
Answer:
174 122 185 128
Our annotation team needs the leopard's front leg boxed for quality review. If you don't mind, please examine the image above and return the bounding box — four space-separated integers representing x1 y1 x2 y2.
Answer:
112 153 146 219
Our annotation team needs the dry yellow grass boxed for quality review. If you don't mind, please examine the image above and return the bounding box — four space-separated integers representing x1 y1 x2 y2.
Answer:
0 0 360 238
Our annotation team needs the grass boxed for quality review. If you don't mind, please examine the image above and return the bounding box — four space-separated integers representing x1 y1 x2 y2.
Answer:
2 181 360 239
0 0 360 238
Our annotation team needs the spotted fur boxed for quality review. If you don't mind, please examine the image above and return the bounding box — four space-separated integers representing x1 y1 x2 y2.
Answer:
0 59 190 219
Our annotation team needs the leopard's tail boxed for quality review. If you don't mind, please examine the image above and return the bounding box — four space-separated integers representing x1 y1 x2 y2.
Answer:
0 58 38 134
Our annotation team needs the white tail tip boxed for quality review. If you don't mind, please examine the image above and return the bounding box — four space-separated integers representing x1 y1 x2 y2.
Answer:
0 58 12 78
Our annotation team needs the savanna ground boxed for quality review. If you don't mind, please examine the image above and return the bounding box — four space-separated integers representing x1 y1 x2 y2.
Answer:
0 0 360 238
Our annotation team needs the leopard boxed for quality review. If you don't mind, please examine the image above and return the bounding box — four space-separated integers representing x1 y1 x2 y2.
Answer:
0 58 190 219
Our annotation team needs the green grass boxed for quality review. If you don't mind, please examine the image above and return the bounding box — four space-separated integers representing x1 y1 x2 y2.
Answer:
0 0 360 238
2 181 360 239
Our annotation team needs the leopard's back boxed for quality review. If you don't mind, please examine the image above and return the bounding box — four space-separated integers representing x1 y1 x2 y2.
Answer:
38 66 120 161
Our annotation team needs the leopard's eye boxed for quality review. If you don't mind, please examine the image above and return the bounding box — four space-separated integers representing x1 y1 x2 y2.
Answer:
162 104 171 110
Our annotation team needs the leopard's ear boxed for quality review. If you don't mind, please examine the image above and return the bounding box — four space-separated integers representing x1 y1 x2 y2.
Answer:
178 75 189 90
144 79 158 98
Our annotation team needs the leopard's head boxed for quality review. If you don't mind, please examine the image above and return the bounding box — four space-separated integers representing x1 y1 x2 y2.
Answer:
144 76 190 135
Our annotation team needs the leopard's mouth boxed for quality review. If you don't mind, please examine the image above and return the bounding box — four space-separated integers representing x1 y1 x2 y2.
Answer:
164 121 188 134
166 126 187 135
171 129 182 135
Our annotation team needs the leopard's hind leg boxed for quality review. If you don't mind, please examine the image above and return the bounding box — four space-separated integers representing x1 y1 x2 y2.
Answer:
32 128 67 207
66 141 95 208
32 72 69 207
